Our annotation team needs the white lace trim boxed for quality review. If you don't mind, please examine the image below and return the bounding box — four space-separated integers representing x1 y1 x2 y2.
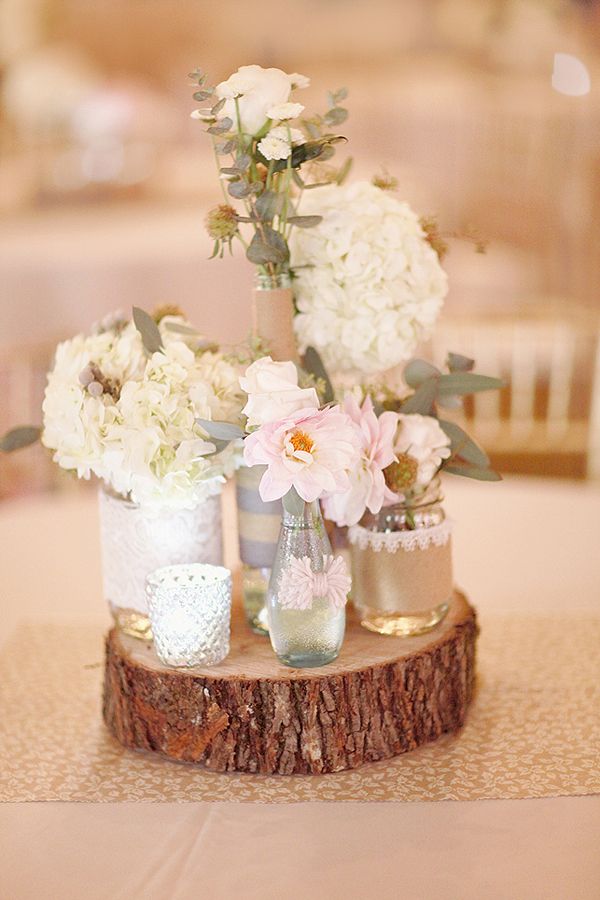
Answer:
348 520 453 553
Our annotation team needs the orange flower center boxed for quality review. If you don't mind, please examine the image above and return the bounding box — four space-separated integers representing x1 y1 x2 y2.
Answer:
290 430 314 454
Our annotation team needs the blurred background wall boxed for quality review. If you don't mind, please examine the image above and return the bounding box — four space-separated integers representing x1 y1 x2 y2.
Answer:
1 0 600 495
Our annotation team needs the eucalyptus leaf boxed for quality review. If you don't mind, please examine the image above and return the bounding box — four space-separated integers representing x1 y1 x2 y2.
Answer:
246 235 284 265
333 87 348 102
404 358 440 388
207 117 233 135
211 97 226 115
303 346 334 405
0 425 41 453
287 215 323 229
400 377 438 415
255 190 284 221
132 306 163 353
215 138 235 154
447 352 475 373
263 226 289 261
324 107 348 125
439 420 490 468
437 394 463 410
228 180 252 199
235 153 251 171
282 486 306 517
196 419 245 442
220 166 240 176
444 464 502 482
438 373 505 396
164 322 201 336
193 89 213 101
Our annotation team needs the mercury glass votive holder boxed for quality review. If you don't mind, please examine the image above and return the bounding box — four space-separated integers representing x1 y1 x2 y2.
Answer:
146 564 232 668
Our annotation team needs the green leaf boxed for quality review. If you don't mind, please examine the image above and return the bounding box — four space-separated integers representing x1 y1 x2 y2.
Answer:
404 358 440 388
287 215 323 229
400 377 439 415
282 486 306 517
324 107 348 126
332 87 348 103
193 89 213 101
439 420 490 468
336 156 353 185
163 321 200 336
447 352 475 373
303 346 334 405
437 373 505 396
235 153 251 171
132 307 163 353
246 228 288 265
444 464 502 482
0 425 41 453
263 226 289 261
196 419 245 442
211 97 226 116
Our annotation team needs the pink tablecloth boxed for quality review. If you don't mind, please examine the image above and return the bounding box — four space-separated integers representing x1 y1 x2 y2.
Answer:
1 476 599 898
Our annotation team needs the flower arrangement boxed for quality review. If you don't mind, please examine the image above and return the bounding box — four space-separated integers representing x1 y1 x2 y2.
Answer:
290 181 448 377
2 307 246 510
190 64 350 273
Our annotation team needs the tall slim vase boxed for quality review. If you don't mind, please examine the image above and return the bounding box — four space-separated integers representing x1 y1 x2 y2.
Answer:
239 270 298 632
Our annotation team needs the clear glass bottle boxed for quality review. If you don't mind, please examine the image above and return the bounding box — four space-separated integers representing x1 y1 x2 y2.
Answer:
267 498 345 668
351 477 452 637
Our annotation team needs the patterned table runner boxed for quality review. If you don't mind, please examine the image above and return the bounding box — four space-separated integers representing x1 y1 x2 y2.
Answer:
1 614 599 802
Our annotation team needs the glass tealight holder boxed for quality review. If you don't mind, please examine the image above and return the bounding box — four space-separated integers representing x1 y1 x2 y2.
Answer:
146 564 232 668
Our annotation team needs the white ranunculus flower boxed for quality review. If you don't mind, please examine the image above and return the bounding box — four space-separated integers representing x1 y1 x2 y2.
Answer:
394 414 452 489
257 134 291 161
267 101 304 120
42 313 246 510
240 356 319 428
269 124 305 145
215 65 295 135
290 181 448 377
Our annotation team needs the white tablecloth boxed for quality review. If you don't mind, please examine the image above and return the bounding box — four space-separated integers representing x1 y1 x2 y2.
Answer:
1 476 599 898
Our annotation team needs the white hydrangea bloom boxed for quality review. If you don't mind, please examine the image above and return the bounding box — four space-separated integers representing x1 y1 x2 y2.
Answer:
290 181 448 377
42 316 245 510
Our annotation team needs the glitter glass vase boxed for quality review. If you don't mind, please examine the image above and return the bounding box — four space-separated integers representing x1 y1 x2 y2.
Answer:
99 486 223 640
349 477 452 637
146 564 232 667
267 496 345 668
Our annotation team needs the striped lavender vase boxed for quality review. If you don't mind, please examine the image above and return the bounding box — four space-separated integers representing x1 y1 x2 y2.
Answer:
236 464 282 635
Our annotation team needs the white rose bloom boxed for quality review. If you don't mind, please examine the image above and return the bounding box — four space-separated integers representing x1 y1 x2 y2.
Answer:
240 356 319 428
42 313 246 510
257 134 291 161
290 181 448 377
394 414 452 489
267 102 305 120
215 64 295 135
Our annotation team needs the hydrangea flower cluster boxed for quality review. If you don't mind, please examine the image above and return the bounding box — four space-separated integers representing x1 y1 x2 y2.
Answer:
290 181 449 377
42 312 245 510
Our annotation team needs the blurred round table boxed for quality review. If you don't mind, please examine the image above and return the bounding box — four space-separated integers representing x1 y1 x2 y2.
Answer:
1 476 599 899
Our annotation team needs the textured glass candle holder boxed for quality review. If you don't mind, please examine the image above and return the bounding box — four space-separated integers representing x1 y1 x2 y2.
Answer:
146 564 232 668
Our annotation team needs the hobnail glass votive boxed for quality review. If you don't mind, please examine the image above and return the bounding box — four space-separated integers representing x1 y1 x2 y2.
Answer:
146 564 232 668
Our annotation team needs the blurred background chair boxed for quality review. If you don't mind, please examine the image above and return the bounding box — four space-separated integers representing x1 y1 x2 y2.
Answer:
432 306 600 479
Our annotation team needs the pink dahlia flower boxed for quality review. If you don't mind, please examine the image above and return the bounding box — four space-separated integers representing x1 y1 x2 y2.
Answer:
243 405 361 503
323 394 399 527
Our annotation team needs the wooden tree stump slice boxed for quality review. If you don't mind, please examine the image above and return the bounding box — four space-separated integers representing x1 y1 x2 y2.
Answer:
103 591 478 775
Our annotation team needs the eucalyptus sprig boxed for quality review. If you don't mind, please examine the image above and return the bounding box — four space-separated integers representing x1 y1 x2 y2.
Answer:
190 68 350 275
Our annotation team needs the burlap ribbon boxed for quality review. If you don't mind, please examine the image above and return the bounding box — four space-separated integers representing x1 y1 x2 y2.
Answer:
253 287 299 363
349 523 453 614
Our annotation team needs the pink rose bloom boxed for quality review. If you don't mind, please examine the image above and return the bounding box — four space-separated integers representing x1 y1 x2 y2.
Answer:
323 394 399 527
243 405 361 503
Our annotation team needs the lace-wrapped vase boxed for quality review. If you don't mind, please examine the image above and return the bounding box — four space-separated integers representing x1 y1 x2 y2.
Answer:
99 487 223 639
348 478 452 636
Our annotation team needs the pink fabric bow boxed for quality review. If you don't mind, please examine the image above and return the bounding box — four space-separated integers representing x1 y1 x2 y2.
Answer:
278 555 351 611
